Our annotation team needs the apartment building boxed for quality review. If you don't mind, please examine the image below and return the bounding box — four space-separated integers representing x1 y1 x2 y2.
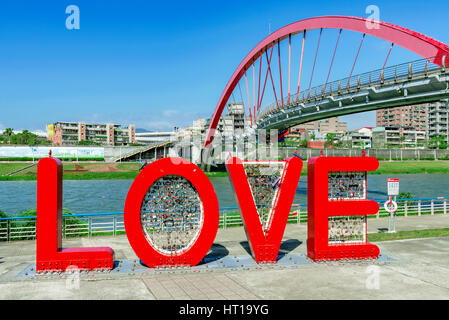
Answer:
341 127 373 149
376 105 427 131
427 100 449 143
372 126 400 148
48 122 136 146
292 117 347 136
216 103 251 135
376 100 449 145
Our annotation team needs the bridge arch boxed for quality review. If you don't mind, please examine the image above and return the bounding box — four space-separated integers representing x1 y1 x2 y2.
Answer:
204 15 449 147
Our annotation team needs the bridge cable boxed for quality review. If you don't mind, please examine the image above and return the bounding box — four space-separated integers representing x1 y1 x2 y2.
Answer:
238 81 245 111
296 31 306 101
244 72 253 126
380 43 394 79
253 64 256 122
307 28 323 98
288 34 292 104
257 54 262 113
258 45 275 111
267 45 280 109
278 39 284 107
347 33 366 88
324 29 342 94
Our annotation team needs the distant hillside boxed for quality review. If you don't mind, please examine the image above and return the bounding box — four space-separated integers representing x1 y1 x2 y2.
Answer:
135 128 153 133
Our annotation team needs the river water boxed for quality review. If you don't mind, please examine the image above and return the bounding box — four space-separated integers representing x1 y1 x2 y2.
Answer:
0 174 448 216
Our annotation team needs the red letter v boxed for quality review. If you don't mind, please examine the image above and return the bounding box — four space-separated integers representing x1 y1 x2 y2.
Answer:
225 156 303 263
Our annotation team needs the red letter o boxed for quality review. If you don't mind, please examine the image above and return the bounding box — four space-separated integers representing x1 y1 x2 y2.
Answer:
124 158 219 267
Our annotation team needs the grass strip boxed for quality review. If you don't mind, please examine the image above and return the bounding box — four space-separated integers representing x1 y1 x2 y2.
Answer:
0 160 448 181
367 227 449 242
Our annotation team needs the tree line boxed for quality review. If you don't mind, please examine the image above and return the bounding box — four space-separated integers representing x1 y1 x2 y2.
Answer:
0 128 50 146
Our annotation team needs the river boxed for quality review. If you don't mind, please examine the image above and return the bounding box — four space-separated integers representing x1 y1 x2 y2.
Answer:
0 174 448 216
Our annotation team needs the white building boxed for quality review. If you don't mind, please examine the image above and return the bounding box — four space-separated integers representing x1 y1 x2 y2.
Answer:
135 131 176 144
341 127 373 149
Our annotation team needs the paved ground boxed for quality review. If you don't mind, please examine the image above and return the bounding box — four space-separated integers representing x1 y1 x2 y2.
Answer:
1 214 449 300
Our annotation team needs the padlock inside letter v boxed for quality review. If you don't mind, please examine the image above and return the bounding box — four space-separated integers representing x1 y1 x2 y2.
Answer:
225 156 302 263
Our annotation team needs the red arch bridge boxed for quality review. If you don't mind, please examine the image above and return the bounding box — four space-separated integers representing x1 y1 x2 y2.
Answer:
204 15 449 147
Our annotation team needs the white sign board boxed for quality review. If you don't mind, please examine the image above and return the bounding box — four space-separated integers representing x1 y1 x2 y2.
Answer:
387 178 399 196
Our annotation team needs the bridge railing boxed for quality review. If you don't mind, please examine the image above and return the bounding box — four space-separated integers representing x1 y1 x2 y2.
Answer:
0 197 447 242
258 54 448 120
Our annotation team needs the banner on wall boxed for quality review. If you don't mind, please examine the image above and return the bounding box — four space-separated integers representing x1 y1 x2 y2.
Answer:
0 146 104 159
46 124 55 138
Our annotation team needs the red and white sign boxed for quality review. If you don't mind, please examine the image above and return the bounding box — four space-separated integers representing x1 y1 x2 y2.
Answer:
387 178 399 196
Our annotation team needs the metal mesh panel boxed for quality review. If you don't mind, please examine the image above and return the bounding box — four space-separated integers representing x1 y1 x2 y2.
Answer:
328 171 366 200
140 175 203 255
328 171 367 244
328 216 366 244
243 162 285 232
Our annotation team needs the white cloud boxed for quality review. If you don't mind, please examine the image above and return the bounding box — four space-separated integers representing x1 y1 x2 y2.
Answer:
162 109 180 117
134 109 205 131
75 108 207 132
141 120 177 131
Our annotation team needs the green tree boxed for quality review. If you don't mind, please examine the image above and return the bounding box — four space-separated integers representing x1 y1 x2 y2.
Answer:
429 136 448 149
298 139 308 148
324 133 337 148
398 192 413 199
3 128 13 144
0 210 8 218
399 136 406 148
398 192 416 207
356 140 367 149
334 140 344 148
9 130 49 146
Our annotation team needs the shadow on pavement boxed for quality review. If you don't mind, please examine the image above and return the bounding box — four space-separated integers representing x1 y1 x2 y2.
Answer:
239 239 302 260
198 244 229 265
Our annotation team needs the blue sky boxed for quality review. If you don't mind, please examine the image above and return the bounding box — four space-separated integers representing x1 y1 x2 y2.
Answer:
1 0 448 132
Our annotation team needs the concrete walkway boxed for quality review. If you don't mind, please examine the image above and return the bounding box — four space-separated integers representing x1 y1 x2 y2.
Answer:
1 214 449 299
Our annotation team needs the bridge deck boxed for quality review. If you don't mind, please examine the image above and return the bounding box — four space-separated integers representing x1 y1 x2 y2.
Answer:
257 58 449 130
1 215 449 299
